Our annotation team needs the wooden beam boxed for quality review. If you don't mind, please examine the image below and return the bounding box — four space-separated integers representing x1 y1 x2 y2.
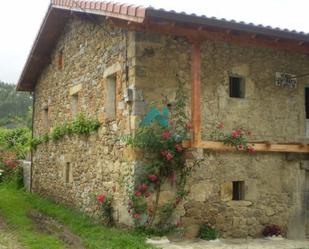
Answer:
110 19 309 54
190 41 202 146
182 140 309 153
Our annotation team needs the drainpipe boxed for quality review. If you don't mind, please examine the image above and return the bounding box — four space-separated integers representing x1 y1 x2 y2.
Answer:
30 92 35 193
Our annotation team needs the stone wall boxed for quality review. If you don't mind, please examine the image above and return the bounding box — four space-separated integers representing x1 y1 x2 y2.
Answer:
32 16 136 225
134 31 309 238
32 14 309 238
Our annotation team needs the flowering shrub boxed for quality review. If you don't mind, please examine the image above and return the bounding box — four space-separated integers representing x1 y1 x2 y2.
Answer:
262 224 283 237
123 80 203 230
199 223 219 240
96 192 113 226
0 157 23 187
212 122 255 154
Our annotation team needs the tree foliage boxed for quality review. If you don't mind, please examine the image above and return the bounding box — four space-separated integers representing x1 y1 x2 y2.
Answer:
0 81 32 128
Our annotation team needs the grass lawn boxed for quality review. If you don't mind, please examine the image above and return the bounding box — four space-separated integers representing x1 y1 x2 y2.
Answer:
0 183 154 249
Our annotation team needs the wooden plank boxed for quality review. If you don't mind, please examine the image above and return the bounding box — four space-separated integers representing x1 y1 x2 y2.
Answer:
182 140 309 153
111 19 309 54
190 42 202 146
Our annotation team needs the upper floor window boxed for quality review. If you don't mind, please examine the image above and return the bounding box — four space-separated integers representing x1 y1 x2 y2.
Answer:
229 76 245 98
43 106 49 131
58 49 64 70
105 74 116 119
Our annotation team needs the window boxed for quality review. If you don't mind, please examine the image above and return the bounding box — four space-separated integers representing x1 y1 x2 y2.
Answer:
229 76 245 98
58 49 64 70
232 181 245 200
43 107 49 130
71 94 78 117
105 74 116 119
65 162 71 183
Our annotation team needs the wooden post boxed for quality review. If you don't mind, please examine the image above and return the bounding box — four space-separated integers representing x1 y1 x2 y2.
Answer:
191 41 202 146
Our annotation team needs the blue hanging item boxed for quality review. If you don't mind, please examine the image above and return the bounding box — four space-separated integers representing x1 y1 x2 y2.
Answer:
140 107 169 127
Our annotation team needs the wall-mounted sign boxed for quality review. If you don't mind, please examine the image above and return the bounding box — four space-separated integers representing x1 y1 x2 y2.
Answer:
275 72 297 88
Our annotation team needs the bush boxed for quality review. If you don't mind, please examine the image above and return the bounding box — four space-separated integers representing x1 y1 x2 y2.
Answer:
199 224 219 240
262 224 283 237
0 159 23 188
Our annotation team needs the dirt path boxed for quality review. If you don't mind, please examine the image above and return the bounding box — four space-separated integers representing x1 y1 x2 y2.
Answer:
0 217 23 249
27 210 85 249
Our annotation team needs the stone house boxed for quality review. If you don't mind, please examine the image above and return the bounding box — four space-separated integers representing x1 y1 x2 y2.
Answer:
17 0 309 238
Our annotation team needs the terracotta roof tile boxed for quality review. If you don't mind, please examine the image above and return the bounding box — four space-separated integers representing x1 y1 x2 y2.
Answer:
16 0 309 92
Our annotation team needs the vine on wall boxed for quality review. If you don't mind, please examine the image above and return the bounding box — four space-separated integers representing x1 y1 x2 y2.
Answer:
123 80 202 231
31 114 100 149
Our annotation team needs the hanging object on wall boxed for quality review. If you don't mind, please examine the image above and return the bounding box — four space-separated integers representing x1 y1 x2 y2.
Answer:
275 72 297 88
140 107 169 127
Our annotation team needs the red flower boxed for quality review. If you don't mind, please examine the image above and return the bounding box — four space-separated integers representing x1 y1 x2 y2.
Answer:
97 193 105 203
185 123 193 130
165 152 174 161
237 144 244 150
161 150 174 161
134 191 142 197
148 174 158 182
133 213 141 219
175 144 183 153
217 122 224 129
4 160 18 169
248 147 256 154
162 130 172 140
138 184 148 193
231 131 238 139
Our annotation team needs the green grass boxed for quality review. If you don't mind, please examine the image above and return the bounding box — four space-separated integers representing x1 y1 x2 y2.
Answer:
0 183 153 249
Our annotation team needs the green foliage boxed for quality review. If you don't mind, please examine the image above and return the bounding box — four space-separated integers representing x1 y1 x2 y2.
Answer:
0 160 21 186
0 127 31 159
0 184 153 249
124 81 202 231
32 114 100 148
199 224 219 240
96 192 114 226
0 82 32 128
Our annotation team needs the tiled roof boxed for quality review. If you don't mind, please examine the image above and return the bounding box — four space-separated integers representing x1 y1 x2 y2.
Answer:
51 0 146 22
50 1 309 41
17 0 309 91
149 6 309 37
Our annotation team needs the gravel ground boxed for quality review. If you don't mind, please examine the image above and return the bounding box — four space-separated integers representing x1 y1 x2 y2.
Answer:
148 238 309 249
0 218 23 249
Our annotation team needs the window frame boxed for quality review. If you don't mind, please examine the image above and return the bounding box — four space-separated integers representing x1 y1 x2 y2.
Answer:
229 75 246 98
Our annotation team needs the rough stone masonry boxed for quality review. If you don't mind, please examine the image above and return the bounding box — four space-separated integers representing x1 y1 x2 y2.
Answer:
32 15 309 238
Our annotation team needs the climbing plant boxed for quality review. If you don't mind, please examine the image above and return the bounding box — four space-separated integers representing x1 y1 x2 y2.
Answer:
123 81 202 230
31 114 100 149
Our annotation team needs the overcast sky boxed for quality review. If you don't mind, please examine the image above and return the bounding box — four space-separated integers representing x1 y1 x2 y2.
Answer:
0 0 308 84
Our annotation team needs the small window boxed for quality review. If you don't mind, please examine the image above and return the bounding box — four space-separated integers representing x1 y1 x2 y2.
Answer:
71 94 79 117
105 74 116 119
232 181 245 200
58 49 64 70
43 107 49 130
65 162 71 183
229 76 245 98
